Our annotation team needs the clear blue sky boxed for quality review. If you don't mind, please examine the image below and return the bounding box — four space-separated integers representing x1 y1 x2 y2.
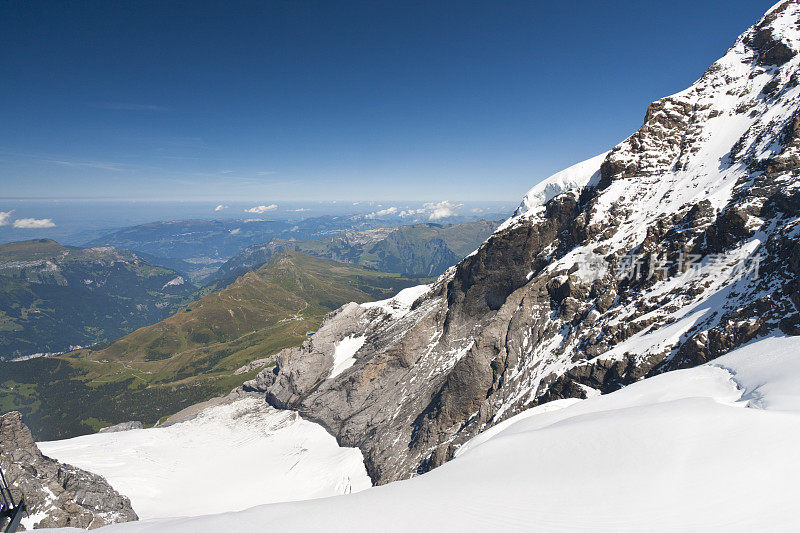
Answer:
0 0 777 202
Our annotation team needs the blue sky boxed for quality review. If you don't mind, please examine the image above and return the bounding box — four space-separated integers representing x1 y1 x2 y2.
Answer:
1 0 777 202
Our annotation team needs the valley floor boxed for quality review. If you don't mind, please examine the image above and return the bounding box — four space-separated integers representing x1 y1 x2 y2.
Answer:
39 335 800 532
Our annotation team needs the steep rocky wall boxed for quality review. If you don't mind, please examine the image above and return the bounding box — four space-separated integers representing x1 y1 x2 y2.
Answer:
0 412 137 530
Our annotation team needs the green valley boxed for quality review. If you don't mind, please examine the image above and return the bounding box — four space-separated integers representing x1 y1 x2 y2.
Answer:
0 251 425 440
0 239 197 360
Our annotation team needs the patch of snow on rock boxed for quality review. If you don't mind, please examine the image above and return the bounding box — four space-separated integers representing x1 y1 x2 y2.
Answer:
330 335 366 379
362 284 430 318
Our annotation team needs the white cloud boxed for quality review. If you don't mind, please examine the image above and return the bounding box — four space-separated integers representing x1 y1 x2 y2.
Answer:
245 204 278 214
229 228 241 235
0 211 13 226
293 208 311 212
214 204 229 212
365 206 398 219
425 201 462 220
471 208 484 213
13 218 56 229
393 201 464 220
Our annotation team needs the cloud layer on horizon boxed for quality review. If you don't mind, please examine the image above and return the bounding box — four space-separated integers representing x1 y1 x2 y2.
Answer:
425 201 461 220
244 204 278 214
13 218 56 229
365 206 398 219
365 201 462 220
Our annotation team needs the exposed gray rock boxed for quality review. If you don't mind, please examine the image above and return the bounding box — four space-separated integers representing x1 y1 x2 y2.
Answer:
98 421 143 433
233 357 272 376
0 411 138 530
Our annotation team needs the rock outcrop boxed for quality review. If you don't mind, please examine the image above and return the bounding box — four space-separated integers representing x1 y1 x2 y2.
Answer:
97 421 143 433
0 412 137 530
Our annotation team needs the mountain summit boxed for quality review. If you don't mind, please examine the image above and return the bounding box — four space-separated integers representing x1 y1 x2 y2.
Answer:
249 0 800 484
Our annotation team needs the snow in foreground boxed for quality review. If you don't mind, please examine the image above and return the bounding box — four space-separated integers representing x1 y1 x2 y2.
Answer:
44 335 800 532
38 398 371 519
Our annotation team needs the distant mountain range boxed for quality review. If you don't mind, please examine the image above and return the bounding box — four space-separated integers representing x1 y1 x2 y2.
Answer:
212 220 499 283
0 219 497 363
0 239 196 360
84 215 399 268
84 216 502 283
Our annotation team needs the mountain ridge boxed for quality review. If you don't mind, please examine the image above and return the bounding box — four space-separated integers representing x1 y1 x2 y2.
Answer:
251 0 800 484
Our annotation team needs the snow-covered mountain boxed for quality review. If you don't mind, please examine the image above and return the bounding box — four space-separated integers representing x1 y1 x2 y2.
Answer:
19 2 800 531
244 0 800 485
39 335 800 532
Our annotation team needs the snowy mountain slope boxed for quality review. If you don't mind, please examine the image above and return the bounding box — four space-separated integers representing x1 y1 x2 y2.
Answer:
505 151 608 225
42 335 800 532
246 0 800 484
37 398 370 521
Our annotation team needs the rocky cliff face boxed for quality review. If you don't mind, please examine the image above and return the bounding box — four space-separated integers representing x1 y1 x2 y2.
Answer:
0 412 137 530
250 0 800 485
